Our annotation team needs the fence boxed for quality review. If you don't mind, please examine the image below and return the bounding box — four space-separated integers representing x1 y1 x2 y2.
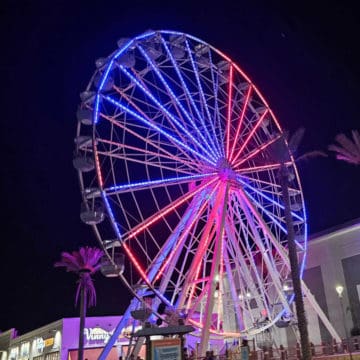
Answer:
188 338 360 360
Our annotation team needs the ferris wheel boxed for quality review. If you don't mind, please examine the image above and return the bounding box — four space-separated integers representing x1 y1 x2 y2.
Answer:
74 30 309 353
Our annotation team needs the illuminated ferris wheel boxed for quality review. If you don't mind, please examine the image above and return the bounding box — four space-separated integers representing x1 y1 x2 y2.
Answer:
74 30 309 354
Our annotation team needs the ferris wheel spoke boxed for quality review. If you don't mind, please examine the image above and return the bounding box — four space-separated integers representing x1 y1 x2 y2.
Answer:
160 37 222 158
229 84 253 162
222 247 245 330
184 40 222 158
117 64 218 164
223 218 261 327
236 187 299 279
100 151 199 177
237 175 305 223
176 181 224 310
138 40 221 160
238 188 306 313
137 46 213 157
96 135 201 172
208 51 225 157
156 187 218 291
236 161 291 174
116 67 208 160
232 133 283 169
96 147 201 177
242 189 287 233
99 96 203 169
121 177 217 242
191 47 224 157
237 194 292 314
104 172 215 196
225 65 234 158
239 174 301 196
231 109 269 164
112 76 208 165
142 192 207 285
102 95 216 167
225 215 272 319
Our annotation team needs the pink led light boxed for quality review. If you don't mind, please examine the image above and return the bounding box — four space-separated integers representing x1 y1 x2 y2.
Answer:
233 134 282 170
231 109 269 164
154 197 212 283
236 161 292 174
225 65 233 159
126 178 217 241
229 85 252 163
122 243 147 280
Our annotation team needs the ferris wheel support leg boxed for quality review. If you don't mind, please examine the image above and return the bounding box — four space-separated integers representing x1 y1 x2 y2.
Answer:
198 184 229 356
98 298 139 360
301 280 341 342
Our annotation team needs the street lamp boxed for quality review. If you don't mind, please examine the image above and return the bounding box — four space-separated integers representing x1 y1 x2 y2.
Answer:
335 285 353 360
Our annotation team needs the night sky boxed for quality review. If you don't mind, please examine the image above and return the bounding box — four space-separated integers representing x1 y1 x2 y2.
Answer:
1 0 360 335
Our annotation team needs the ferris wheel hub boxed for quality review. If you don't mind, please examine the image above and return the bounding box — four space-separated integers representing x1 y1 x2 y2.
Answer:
217 157 236 182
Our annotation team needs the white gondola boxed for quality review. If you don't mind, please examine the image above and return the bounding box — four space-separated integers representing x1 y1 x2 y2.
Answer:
73 154 95 172
80 200 104 225
76 108 93 125
100 253 125 278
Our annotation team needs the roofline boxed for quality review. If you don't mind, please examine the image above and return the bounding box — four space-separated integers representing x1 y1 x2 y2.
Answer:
309 217 360 244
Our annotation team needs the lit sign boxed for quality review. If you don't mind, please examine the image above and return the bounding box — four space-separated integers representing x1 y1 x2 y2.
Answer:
84 328 112 344
44 338 54 347
83 326 132 345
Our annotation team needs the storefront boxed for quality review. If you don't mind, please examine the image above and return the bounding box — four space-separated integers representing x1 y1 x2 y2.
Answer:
4 316 131 360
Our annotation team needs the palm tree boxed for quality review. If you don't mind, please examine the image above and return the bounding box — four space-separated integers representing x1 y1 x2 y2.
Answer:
55 247 103 360
328 130 360 165
268 128 325 360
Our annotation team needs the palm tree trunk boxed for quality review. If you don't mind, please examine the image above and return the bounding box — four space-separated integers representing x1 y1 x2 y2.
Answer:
280 164 311 360
78 276 87 360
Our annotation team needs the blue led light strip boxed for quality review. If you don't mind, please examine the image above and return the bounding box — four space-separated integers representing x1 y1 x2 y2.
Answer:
237 176 304 223
102 193 122 239
208 51 225 158
103 95 217 166
118 64 217 164
184 39 222 158
240 188 287 234
105 172 216 195
147 188 209 282
94 37 137 125
160 36 222 159
137 43 219 161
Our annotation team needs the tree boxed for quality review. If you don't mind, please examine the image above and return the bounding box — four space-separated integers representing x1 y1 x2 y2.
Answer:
55 247 103 360
268 128 325 360
328 130 360 165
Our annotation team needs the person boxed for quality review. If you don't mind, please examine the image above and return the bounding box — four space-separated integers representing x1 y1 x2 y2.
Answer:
241 339 250 360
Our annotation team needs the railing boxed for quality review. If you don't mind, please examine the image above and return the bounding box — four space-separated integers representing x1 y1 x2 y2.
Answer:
184 338 360 360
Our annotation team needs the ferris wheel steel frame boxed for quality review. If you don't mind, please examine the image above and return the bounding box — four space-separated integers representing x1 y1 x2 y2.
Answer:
73 30 340 358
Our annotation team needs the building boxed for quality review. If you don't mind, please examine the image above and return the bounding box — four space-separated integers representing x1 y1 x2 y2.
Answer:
271 218 360 348
0 316 134 360
304 218 360 343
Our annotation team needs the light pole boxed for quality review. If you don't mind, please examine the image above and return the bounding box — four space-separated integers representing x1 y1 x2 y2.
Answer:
335 285 353 360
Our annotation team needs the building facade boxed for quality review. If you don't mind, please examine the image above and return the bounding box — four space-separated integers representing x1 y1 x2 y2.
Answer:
304 218 360 343
0 316 133 360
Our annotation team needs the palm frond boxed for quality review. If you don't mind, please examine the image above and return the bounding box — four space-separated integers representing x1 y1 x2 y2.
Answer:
328 130 360 165
296 151 327 163
288 127 305 154
55 246 103 308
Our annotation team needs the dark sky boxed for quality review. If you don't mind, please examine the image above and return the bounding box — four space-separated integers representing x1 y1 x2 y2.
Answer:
1 0 359 335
